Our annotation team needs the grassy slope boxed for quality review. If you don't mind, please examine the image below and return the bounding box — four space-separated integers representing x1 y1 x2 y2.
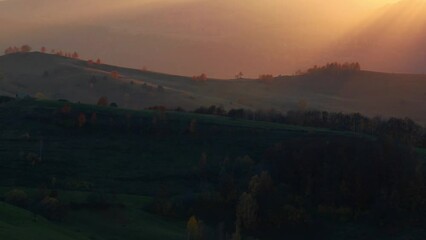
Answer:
0 99 371 239
0 191 186 240
2 52 426 123
0 201 89 240
0 99 363 194
1 99 424 239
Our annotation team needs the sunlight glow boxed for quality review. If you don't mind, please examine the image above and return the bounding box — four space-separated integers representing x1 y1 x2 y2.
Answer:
0 0 424 77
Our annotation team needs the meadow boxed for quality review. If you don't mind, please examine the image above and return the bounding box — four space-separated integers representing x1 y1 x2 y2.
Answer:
1 98 425 239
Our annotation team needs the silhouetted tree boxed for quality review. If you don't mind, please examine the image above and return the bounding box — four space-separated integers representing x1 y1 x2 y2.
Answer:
258 74 274 82
192 73 207 82
236 192 258 231
235 72 244 79
4 46 20 54
97 96 109 106
20 45 32 53
300 62 361 76
72 52 79 59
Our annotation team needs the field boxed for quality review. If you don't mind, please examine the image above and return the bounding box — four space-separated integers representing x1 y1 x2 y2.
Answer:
0 190 186 240
1 98 425 239
0 98 359 192
0 98 372 239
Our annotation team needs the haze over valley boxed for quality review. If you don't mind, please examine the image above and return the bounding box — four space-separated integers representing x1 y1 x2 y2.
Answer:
2 1 426 240
2 52 426 123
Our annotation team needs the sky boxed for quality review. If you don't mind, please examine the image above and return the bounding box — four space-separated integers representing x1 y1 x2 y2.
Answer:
0 0 422 78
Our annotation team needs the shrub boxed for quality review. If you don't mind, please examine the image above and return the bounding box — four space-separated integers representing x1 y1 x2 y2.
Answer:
38 196 66 221
258 74 274 82
4 189 28 207
192 73 207 82
97 96 109 106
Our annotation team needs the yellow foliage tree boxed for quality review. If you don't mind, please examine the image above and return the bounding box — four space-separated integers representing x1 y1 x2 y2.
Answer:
111 71 120 79
78 113 87 128
249 171 273 197
35 92 48 100
187 215 200 240
236 192 258 230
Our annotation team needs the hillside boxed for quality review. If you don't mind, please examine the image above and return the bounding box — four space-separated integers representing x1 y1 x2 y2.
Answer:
0 99 354 239
0 99 324 239
1 52 426 123
0 98 425 239
0 98 346 193
0 191 185 240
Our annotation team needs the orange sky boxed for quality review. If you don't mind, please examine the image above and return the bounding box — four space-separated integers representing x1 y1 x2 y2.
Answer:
0 0 423 78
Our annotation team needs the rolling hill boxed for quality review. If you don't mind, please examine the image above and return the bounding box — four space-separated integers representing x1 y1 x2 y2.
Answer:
0 97 425 239
0 97 360 239
1 52 426 124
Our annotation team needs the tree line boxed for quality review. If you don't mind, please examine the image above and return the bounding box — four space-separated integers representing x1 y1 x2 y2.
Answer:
296 62 361 76
192 105 425 148
154 133 425 239
4 45 32 54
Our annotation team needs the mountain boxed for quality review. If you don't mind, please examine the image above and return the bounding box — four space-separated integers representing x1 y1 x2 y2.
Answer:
1 52 426 123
